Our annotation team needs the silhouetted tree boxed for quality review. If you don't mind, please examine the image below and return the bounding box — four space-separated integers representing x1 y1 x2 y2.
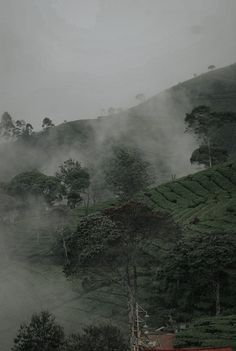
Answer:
42 117 55 130
185 106 236 167
56 159 90 208
6 171 64 205
12 311 65 351
0 112 15 139
208 64 216 70
64 325 128 351
104 145 152 200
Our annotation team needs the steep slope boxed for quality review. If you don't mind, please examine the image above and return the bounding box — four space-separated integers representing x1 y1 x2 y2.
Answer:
136 162 236 234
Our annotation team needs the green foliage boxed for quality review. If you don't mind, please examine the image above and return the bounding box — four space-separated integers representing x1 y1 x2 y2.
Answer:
56 159 90 208
175 315 236 350
12 311 65 351
191 145 228 166
64 325 128 351
156 232 236 320
6 170 64 205
63 214 121 278
104 145 152 200
185 106 236 166
137 162 236 234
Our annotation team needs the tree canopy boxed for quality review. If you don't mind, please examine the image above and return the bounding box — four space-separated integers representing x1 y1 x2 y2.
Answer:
12 311 65 351
157 232 236 321
63 325 128 351
185 106 236 167
55 159 90 208
104 145 152 200
6 171 64 205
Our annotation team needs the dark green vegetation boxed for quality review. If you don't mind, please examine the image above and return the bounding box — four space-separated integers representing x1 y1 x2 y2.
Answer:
56 159 90 208
12 311 127 351
136 162 236 234
175 315 236 349
1 63 236 349
52 162 236 345
104 145 153 200
3 170 64 205
64 324 128 351
185 105 236 167
157 232 236 319
12 311 65 351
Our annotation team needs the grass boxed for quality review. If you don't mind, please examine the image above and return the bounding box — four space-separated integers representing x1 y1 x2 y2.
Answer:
175 315 236 350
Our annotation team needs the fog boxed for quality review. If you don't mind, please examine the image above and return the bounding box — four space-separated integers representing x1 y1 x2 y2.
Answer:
0 0 236 127
0 1 236 349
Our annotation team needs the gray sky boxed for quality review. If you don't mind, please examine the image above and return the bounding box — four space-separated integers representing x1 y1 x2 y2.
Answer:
0 0 236 128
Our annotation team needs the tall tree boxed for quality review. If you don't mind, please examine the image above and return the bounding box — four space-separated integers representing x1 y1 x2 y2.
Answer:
185 106 236 167
104 145 152 200
0 112 15 139
56 159 90 208
157 232 236 320
58 202 179 349
12 311 65 351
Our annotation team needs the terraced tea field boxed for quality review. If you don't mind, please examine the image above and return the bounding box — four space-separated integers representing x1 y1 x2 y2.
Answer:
137 162 236 234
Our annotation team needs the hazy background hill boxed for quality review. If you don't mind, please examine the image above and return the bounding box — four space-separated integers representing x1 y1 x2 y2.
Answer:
1 63 236 185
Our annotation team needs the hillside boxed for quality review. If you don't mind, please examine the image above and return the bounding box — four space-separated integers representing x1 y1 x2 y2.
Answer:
136 162 236 234
1 63 236 183
1 162 236 349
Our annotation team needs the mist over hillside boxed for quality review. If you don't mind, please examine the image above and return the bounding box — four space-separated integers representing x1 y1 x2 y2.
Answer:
1 63 236 186
0 63 236 350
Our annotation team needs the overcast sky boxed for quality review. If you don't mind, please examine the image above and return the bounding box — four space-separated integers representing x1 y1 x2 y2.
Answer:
0 0 236 128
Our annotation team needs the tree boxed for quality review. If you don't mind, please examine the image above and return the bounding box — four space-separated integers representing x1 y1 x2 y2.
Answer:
12 311 65 351
185 106 236 167
14 120 34 139
157 232 236 320
55 159 90 208
104 145 152 200
208 64 216 70
0 112 15 139
59 202 179 349
64 325 128 351
135 93 146 103
42 117 55 130
6 171 64 205
190 145 228 167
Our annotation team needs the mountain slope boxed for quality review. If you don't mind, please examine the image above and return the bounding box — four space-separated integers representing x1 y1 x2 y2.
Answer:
136 162 236 234
1 63 236 183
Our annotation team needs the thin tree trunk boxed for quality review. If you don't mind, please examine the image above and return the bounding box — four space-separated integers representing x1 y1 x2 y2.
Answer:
215 281 221 316
126 261 136 351
60 230 69 265
207 138 212 168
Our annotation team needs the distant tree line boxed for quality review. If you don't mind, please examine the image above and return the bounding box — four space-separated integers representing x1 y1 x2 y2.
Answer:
0 112 56 142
